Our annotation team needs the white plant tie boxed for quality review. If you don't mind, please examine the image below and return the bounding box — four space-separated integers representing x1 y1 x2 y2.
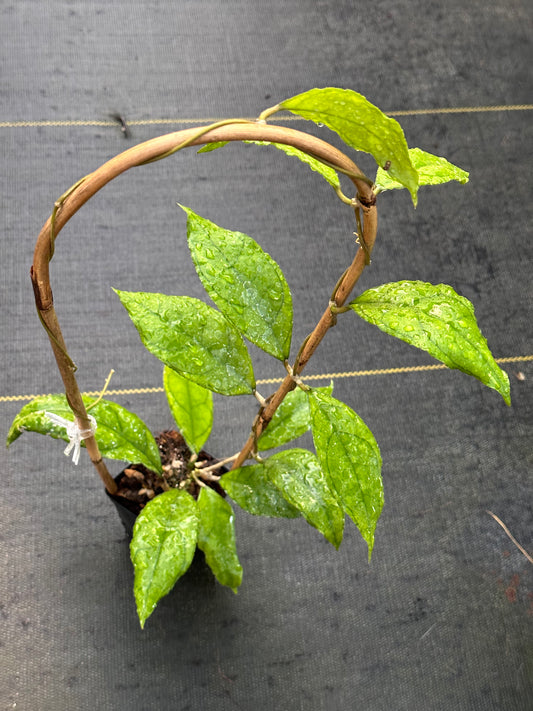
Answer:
44 412 97 465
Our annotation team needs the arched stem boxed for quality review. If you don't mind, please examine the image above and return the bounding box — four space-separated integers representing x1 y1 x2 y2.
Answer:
31 119 377 492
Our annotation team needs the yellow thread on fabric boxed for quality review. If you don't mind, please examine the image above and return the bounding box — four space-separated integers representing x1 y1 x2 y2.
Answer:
386 105 533 116
2 355 531 404
1 105 532 129
0 120 117 128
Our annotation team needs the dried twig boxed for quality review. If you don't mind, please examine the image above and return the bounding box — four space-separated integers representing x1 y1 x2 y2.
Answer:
486 510 533 564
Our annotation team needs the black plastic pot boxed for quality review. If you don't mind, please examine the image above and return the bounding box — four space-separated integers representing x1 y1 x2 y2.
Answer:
106 481 138 537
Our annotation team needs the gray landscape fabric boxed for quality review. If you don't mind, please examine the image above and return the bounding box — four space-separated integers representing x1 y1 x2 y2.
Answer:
1 1 531 709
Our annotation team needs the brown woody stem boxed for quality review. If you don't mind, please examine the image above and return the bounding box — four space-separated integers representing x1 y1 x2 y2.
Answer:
31 119 377 493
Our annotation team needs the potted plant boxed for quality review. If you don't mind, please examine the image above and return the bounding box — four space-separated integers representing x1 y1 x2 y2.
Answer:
7 88 510 628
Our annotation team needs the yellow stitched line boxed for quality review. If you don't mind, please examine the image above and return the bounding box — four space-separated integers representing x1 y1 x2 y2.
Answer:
2 355 531 403
256 355 533 384
386 104 533 116
1 105 532 128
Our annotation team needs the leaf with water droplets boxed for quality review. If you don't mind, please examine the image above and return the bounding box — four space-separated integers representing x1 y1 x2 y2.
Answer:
349 281 510 405
131 489 198 627
85 398 163 472
263 449 344 548
279 87 419 204
375 148 469 193
182 206 293 361
197 486 242 592
257 382 333 451
163 366 213 454
115 290 255 396
6 393 162 472
220 464 301 518
309 390 383 558
7 394 79 446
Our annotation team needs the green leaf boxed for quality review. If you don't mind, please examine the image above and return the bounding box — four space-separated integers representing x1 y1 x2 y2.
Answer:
163 366 213 454
131 489 198 628
264 449 344 549
182 206 293 361
197 486 243 592
220 464 301 518
197 141 229 153
375 147 469 192
6 393 162 473
309 390 383 557
280 87 419 205
257 382 333 451
349 281 510 405
115 290 255 396
7 394 77 446
87 398 162 473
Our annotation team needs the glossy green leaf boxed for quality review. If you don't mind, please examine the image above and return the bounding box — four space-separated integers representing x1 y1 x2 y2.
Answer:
163 366 213 454
264 449 344 548
115 290 255 396
375 147 469 192
6 393 162 473
85 398 162 472
197 486 243 592
220 464 301 518
182 207 293 361
257 382 333 451
7 394 77 446
131 489 198 627
349 281 510 405
280 87 419 204
309 390 383 557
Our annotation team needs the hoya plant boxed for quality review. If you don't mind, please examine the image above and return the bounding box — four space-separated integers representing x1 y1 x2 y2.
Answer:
8 88 510 627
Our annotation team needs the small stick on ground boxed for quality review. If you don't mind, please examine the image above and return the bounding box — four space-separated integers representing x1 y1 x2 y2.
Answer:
486 510 533 564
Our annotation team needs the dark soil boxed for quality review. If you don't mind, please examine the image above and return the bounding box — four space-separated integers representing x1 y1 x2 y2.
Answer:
111 430 226 517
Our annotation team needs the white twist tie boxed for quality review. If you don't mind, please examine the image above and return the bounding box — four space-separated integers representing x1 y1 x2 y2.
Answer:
45 412 97 465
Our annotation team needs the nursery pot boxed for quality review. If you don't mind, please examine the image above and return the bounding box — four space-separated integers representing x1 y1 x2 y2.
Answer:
106 483 138 537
